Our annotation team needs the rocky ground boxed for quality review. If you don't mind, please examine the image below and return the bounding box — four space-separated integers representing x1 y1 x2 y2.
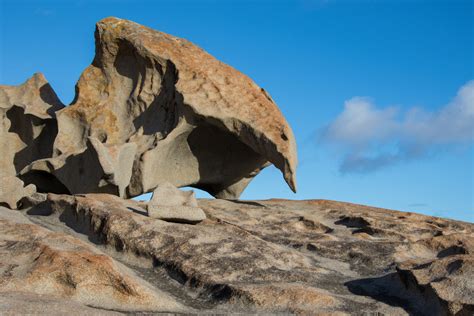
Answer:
1 193 472 315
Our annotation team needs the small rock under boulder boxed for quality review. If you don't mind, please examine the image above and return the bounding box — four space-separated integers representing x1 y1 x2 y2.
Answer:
147 182 206 224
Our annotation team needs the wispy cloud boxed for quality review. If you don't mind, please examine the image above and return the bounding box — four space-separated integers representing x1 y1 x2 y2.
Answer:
320 80 474 173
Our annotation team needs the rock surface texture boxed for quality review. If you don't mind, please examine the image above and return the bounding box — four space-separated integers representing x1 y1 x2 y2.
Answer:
0 206 185 313
0 194 471 315
5 17 297 199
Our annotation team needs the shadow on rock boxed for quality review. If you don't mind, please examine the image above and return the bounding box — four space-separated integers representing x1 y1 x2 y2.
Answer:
345 272 445 316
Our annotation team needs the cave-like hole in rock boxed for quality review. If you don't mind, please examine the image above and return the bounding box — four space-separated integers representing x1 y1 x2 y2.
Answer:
20 170 71 194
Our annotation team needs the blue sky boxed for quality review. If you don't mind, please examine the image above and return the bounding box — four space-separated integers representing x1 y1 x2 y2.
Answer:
1 0 472 222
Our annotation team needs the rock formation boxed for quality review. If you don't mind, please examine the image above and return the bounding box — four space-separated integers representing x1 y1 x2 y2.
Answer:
2 17 297 199
0 194 471 314
0 73 63 178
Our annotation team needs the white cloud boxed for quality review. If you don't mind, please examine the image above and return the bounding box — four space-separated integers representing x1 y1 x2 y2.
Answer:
324 97 399 146
321 80 474 173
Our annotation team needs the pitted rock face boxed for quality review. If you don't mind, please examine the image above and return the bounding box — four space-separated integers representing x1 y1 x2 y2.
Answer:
16 17 297 199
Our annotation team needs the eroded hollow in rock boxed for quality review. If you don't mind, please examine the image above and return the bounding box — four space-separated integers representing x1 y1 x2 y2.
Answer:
186 124 268 198
19 170 70 195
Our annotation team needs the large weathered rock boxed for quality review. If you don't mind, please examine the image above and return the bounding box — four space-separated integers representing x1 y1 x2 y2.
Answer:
17 17 297 199
7 194 471 315
0 73 63 178
147 182 206 223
